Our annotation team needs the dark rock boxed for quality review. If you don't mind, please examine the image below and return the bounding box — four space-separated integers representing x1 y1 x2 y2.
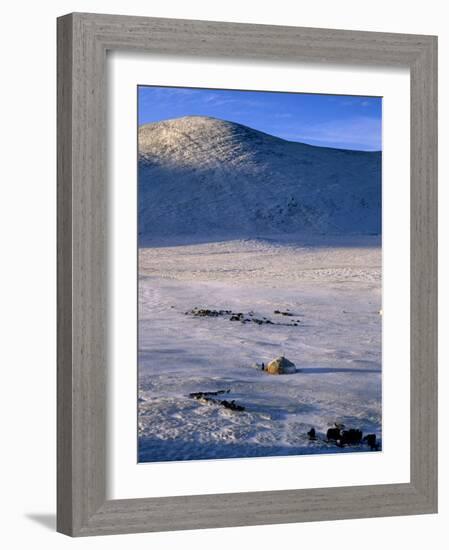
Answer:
339 429 363 446
221 400 245 412
186 306 301 328
307 428 317 440
363 433 377 450
326 427 341 441
188 308 219 317
189 389 230 399
188 390 244 412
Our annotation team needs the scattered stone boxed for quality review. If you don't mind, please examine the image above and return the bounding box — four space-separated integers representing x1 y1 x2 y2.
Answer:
321 425 379 449
188 389 245 412
186 307 232 317
185 307 301 327
274 310 294 316
189 389 230 399
307 428 317 440
255 318 273 325
220 400 245 412
326 427 341 441
338 429 363 446
265 356 296 375
363 433 378 450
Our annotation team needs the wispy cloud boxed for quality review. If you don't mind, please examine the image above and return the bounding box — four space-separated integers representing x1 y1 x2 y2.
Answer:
202 93 267 109
338 97 379 108
280 116 381 151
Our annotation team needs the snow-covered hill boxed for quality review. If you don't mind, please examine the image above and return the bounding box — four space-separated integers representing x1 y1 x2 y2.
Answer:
138 116 381 242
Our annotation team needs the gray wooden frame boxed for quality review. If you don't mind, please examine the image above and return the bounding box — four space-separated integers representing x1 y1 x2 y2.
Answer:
57 12 438 537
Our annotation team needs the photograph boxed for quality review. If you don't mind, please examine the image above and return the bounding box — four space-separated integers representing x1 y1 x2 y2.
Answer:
137 85 383 463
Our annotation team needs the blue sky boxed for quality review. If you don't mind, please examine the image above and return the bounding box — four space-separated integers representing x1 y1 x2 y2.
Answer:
138 86 382 151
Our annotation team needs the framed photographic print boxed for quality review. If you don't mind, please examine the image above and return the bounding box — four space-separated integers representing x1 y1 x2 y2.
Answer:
136 85 383 464
57 12 437 536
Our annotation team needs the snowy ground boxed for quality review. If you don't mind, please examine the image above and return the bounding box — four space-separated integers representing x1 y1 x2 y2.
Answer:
138 235 382 462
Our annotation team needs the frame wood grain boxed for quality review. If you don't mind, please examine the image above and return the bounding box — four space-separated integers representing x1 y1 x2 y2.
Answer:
57 12 437 536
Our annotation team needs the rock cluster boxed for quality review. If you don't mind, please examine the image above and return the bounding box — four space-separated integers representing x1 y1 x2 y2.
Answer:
188 389 245 412
185 307 300 327
306 423 380 449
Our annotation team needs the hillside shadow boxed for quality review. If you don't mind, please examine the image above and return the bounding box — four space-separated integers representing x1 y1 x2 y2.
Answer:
300 367 380 374
138 437 376 464
139 233 381 249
